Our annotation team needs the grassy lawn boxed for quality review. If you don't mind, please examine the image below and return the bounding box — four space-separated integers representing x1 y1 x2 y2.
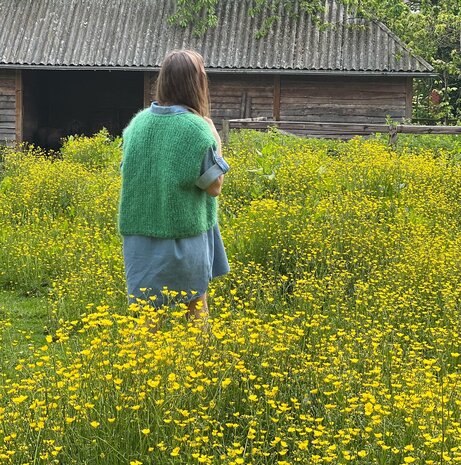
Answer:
0 290 49 375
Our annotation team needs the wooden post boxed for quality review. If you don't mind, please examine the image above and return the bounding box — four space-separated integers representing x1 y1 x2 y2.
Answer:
405 77 413 121
245 96 252 119
15 70 23 144
222 120 230 145
239 91 248 119
388 125 398 146
273 75 281 121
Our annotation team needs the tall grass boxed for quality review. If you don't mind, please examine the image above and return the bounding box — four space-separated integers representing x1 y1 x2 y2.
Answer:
0 130 461 464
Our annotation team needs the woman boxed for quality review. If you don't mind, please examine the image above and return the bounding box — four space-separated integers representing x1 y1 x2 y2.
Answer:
118 49 230 323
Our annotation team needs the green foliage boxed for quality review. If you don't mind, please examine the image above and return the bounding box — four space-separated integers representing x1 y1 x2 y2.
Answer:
170 0 327 37
0 140 121 302
372 132 461 159
168 0 219 35
350 0 461 123
60 128 122 171
222 131 461 287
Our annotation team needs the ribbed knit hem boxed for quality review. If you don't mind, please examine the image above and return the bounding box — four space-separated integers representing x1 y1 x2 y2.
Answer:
119 221 218 239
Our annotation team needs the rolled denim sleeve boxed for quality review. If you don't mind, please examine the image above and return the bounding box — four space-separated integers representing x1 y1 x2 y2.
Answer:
195 147 230 190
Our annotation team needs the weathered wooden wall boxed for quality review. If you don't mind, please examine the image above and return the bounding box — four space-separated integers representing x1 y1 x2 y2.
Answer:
145 72 276 127
0 69 18 145
145 72 411 129
1 70 414 146
208 74 275 123
280 76 409 124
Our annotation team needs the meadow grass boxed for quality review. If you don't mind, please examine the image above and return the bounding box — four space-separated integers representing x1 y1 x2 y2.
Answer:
0 291 49 375
0 131 460 464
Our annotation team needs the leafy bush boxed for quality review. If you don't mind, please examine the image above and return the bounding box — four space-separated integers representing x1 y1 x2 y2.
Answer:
0 140 120 299
61 128 122 171
372 132 461 159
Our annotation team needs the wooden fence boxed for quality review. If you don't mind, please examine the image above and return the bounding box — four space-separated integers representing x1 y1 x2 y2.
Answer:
221 118 461 144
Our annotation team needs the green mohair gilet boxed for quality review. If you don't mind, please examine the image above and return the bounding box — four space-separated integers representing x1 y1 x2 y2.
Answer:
118 108 217 238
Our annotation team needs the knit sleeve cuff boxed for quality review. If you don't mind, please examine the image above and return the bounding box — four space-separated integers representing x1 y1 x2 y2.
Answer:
195 164 225 190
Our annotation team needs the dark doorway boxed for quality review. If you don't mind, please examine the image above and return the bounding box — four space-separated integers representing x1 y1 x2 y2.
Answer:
22 69 144 149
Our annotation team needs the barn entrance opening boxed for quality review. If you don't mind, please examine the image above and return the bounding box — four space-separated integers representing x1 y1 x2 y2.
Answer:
22 69 144 150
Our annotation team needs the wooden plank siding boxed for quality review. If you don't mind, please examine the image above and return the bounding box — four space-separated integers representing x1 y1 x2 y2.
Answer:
209 75 409 127
138 71 410 132
0 69 17 145
0 69 417 145
209 75 274 127
15 70 23 143
145 73 276 128
280 76 408 124
273 75 281 121
405 77 413 120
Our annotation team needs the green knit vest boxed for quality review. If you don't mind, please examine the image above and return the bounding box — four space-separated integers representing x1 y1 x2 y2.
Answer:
118 109 218 238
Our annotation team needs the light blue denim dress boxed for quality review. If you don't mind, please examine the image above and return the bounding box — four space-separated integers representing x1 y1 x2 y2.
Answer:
122 103 230 306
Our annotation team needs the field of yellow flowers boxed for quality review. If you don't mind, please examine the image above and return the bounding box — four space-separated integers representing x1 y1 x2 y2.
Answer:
1 129 461 464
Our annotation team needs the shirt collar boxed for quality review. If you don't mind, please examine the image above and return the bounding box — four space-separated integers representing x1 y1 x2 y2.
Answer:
150 101 189 115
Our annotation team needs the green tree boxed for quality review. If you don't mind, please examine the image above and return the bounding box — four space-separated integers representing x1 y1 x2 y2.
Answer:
169 0 461 122
349 0 461 122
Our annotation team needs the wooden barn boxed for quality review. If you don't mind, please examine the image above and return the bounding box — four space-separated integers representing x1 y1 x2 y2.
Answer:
0 0 435 147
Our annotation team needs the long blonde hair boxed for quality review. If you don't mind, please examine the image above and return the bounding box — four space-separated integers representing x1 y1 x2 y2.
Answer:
155 50 210 117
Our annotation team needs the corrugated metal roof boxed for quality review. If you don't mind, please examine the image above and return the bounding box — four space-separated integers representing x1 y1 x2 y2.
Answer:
0 0 433 73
